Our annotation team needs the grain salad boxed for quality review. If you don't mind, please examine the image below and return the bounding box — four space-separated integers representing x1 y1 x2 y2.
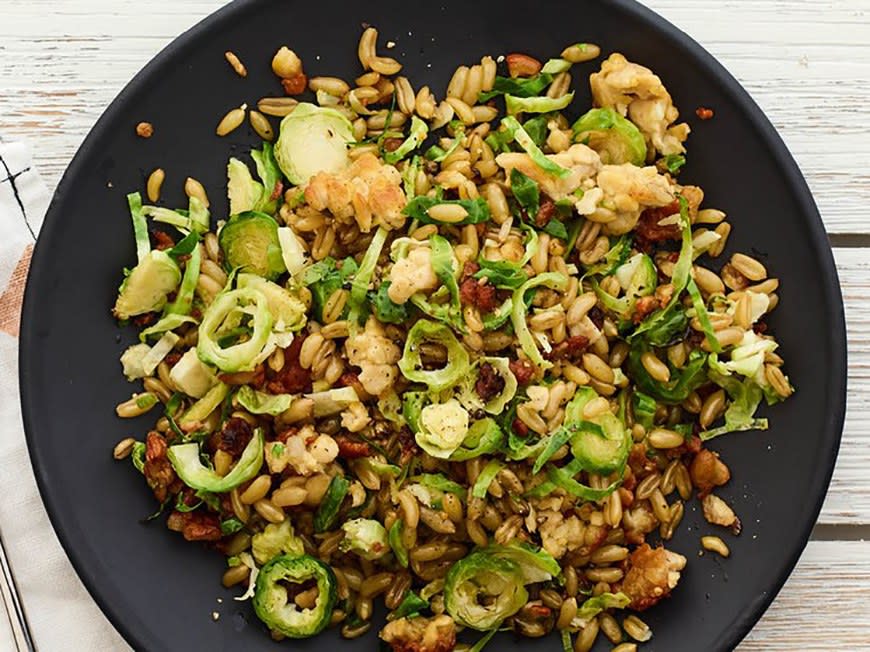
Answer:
112 26 793 651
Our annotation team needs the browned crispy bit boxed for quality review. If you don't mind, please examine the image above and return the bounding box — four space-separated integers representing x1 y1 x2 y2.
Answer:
474 362 505 402
545 335 590 362
166 510 223 542
509 359 535 385
282 73 308 95
459 275 497 313
636 200 682 244
533 197 556 228
334 435 373 459
689 449 731 497
380 614 457 652
505 53 542 78
621 544 687 610
143 432 176 503
210 417 253 457
266 337 312 394
136 121 154 138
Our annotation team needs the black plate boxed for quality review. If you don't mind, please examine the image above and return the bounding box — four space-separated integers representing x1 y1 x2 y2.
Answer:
20 0 846 650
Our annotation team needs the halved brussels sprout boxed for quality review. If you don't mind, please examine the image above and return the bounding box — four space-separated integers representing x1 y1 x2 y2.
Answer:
219 211 286 280
196 287 275 373
416 399 470 459
114 191 185 320
565 387 630 474
227 157 264 215
253 554 337 638
483 542 561 584
572 108 647 165
274 103 354 185
571 413 629 475
236 385 294 416
169 348 218 398
113 251 181 319
277 227 309 276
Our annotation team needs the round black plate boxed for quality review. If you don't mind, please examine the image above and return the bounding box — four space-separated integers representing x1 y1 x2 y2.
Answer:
20 0 846 650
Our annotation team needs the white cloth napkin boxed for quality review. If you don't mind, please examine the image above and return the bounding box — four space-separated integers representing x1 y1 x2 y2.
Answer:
0 138 130 651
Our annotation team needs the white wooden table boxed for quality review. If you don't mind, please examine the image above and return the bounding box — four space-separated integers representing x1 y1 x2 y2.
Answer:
2 0 869 649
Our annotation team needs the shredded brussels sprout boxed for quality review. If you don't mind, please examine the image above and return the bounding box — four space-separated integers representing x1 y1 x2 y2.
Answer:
196 287 275 373
399 320 470 391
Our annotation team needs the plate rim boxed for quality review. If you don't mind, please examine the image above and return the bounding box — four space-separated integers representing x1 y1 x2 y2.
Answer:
19 0 847 649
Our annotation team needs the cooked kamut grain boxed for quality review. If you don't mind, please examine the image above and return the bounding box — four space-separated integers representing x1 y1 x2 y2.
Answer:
240 475 272 505
222 564 251 588
547 72 572 99
561 42 601 62
224 51 247 77
183 176 209 207
257 96 299 117
730 253 767 281
701 535 730 558
612 644 638 652
112 437 136 460
272 46 302 78
648 428 684 450
253 498 285 523
146 168 165 203
640 351 670 383
248 110 274 141
115 393 157 418
599 613 623 644
216 105 247 136
765 363 793 398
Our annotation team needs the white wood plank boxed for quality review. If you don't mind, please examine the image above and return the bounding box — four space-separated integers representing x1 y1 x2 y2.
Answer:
739 541 870 650
820 248 870 524
0 0 869 233
645 0 870 236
